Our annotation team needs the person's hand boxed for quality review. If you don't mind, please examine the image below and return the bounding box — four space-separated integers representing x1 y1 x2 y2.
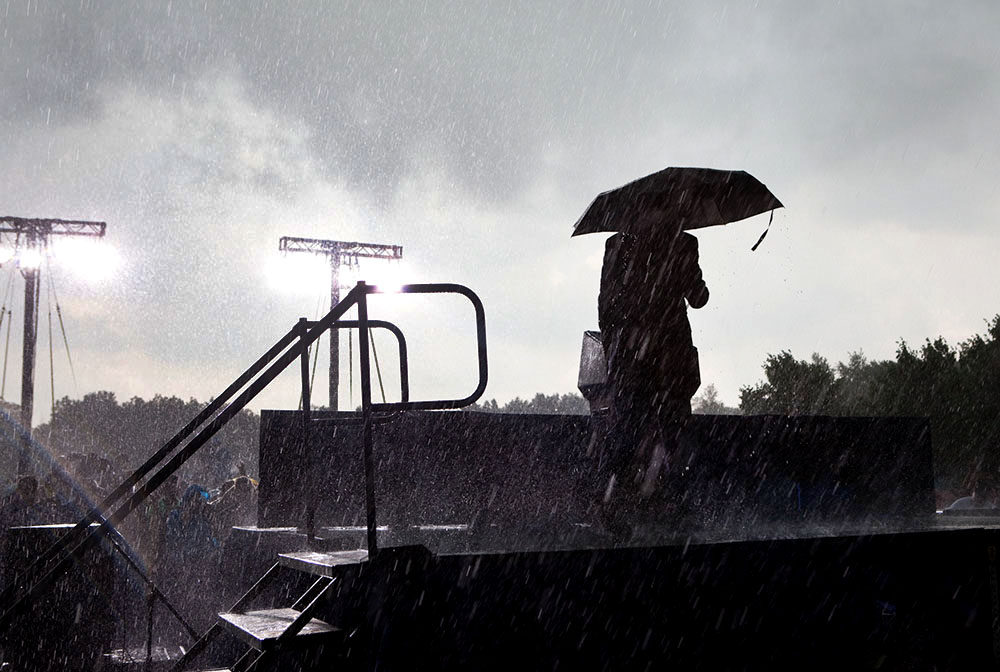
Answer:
688 284 709 309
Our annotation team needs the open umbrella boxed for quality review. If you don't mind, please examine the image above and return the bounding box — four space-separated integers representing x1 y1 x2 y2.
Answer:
572 167 782 245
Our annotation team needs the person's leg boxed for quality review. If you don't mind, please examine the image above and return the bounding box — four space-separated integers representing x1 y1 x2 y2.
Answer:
599 381 656 542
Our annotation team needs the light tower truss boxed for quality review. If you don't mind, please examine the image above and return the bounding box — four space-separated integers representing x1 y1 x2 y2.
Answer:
0 217 107 474
278 235 403 409
279 236 402 264
0 217 107 240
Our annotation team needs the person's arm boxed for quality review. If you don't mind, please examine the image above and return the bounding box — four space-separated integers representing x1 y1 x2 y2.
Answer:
683 233 710 309
598 234 627 332
688 276 709 309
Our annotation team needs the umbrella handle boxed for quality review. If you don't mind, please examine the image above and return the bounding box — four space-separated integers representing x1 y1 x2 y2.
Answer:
750 209 775 252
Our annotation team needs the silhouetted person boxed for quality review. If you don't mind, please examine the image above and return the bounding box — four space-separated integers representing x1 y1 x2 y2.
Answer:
598 223 709 536
164 484 220 631
165 485 217 565
0 475 41 529
209 475 257 544
0 475 41 591
140 474 179 579
38 472 77 522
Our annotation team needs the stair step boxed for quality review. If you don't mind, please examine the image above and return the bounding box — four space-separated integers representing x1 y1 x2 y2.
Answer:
218 608 341 650
278 549 369 576
104 645 186 669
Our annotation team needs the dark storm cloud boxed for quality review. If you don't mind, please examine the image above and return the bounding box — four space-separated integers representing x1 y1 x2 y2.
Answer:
3 1 717 203
6 1 997 217
3 0 1000 412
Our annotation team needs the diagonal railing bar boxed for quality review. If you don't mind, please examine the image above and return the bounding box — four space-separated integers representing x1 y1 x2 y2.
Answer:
1 281 487 634
0 322 303 609
102 526 199 641
0 285 366 630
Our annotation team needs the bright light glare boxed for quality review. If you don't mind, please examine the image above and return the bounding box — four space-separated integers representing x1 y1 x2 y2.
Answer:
265 253 331 295
0 248 14 264
18 249 42 269
365 262 409 294
50 238 122 282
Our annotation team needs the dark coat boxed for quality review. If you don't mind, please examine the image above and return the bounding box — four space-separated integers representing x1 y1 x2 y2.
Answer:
598 230 708 415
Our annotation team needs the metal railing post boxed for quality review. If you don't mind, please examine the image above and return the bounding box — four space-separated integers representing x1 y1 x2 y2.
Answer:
145 589 155 672
356 283 378 557
298 317 315 541
0 286 367 632
0 280 487 640
323 320 409 403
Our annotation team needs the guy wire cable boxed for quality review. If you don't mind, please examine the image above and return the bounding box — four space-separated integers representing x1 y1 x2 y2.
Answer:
0 244 16 402
298 292 325 411
1 305 11 401
309 293 322 395
346 258 358 410
0 265 16 335
46 277 55 437
2 263 16 303
369 326 386 403
47 262 78 391
0 271 12 348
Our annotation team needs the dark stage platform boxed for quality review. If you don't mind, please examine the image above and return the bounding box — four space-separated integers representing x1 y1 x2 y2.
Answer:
258 410 936 543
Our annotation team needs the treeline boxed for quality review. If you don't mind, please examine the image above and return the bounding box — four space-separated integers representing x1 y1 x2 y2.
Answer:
467 392 590 415
38 392 259 488
468 387 739 416
740 315 1000 487
35 310 1000 495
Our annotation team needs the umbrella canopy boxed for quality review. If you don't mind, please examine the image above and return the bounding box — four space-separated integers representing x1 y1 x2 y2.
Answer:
572 167 782 236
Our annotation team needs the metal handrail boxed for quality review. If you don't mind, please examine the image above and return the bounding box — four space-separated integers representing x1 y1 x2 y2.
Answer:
307 319 410 404
0 284 368 629
0 323 305 610
0 280 489 629
363 283 488 412
350 282 489 556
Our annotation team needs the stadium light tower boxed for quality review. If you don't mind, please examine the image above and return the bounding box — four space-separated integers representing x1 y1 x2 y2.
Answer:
278 236 402 409
0 217 106 474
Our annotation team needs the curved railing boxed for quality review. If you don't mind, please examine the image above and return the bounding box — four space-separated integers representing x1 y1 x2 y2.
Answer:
0 280 488 631
325 319 411 403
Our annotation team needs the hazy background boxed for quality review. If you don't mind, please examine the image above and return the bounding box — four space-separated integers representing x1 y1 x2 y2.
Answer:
2 1 999 424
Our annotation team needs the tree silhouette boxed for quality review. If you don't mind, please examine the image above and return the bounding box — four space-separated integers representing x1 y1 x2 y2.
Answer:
740 352 837 415
739 315 1000 489
467 392 589 415
692 384 739 415
37 392 259 488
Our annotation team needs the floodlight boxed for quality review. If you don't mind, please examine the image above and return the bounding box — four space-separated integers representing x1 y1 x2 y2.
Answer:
366 261 409 294
18 249 42 269
50 238 122 281
265 253 330 294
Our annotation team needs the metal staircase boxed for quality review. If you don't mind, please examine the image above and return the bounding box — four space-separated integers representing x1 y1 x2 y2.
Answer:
0 281 487 670
172 545 436 671
171 551 369 671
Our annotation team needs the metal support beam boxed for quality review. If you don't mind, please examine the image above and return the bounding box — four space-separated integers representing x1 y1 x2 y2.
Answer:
18 262 38 476
329 252 340 408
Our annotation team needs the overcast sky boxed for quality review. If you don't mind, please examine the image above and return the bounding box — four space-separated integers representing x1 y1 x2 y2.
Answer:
2 1 999 424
